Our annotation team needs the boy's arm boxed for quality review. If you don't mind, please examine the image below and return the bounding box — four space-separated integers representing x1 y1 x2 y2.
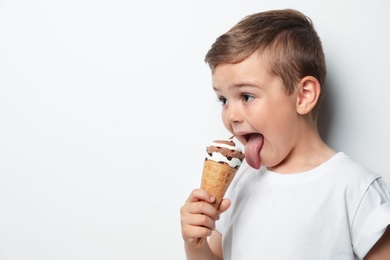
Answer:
364 225 390 259
209 230 223 258
184 231 223 260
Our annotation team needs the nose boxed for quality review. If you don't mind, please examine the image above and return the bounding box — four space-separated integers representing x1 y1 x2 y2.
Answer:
225 103 242 124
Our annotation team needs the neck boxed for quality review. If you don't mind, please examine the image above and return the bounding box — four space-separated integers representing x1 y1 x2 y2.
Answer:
269 118 336 174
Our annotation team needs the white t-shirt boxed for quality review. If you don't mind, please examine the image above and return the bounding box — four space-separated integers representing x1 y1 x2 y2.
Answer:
216 152 390 260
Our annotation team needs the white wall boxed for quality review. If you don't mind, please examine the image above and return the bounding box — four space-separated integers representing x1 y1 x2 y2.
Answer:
0 1 389 259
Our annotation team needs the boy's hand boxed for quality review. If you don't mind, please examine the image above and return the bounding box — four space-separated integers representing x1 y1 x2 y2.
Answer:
180 188 231 248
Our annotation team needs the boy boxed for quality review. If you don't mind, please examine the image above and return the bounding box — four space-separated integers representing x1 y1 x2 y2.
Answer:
180 9 390 259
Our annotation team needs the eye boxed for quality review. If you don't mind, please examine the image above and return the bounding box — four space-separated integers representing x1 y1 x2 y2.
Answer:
242 94 254 103
217 96 228 106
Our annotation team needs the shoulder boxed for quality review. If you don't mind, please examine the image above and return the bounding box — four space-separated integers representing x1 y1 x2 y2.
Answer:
328 153 388 210
328 152 380 188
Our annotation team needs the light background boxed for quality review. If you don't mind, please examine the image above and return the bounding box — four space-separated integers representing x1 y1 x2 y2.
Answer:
0 0 389 259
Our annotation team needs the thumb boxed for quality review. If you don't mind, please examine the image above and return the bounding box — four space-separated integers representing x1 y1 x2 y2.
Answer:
218 198 231 214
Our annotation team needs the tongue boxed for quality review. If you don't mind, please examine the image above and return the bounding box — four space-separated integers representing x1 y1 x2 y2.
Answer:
244 134 263 169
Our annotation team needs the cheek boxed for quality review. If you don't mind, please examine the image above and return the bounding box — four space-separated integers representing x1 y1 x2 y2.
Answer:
221 115 232 130
221 111 235 133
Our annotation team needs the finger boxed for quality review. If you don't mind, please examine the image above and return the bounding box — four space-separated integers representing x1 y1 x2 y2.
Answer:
186 188 215 204
181 211 215 241
218 198 231 214
184 211 216 230
187 201 221 220
181 223 213 244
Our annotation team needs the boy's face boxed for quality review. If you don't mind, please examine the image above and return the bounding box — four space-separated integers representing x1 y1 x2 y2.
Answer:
212 52 301 170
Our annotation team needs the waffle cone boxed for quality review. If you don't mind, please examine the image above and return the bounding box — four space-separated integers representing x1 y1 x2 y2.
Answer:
200 160 237 209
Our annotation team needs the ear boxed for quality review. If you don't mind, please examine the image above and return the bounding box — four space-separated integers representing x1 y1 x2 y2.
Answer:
296 76 321 115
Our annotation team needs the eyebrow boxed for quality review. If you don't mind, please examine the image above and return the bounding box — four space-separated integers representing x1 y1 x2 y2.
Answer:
213 84 259 91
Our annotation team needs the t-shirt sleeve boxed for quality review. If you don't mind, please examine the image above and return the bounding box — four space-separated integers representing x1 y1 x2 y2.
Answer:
352 177 390 259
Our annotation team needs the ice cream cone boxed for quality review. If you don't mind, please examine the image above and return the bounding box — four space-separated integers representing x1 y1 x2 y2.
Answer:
195 138 244 246
201 159 237 209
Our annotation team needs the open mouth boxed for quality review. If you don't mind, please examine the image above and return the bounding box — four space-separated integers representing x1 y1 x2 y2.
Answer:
241 133 253 144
